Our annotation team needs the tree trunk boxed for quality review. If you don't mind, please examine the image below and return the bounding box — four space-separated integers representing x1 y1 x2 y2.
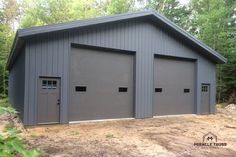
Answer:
3 67 5 97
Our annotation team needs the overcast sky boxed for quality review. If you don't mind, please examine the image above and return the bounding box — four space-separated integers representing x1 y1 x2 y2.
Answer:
178 0 190 5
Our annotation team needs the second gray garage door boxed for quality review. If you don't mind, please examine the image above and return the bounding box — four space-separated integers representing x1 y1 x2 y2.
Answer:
69 47 134 121
153 57 195 115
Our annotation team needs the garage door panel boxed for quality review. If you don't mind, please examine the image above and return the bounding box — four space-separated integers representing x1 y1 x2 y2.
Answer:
69 48 134 121
154 57 195 115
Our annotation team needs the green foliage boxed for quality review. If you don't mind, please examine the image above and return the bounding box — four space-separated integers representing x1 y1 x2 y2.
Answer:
70 0 104 19
0 98 10 107
0 24 12 97
20 0 137 28
146 0 192 30
218 52 236 103
0 100 39 157
0 106 16 115
0 98 17 115
0 0 16 98
0 127 39 157
105 0 135 14
21 0 75 27
21 0 104 28
189 0 236 103
189 0 234 49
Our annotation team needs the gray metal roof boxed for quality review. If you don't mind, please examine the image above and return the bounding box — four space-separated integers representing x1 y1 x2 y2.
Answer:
7 10 227 70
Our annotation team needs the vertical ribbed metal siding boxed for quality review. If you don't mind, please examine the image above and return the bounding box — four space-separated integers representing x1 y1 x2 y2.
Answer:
8 48 25 121
23 20 216 125
71 21 154 118
24 32 70 125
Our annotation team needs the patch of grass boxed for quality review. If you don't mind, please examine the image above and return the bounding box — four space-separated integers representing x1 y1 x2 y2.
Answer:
70 131 80 136
216 103 229 108
0 98 10 107
30 133 39 138
0 98 17 115
106 134 115 138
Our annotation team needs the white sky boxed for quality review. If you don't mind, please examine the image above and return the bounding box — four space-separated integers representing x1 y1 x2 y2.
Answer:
178 0 190 5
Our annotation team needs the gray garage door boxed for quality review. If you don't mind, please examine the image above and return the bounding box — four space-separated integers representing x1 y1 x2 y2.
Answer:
153 57 195 115
69 47 134 121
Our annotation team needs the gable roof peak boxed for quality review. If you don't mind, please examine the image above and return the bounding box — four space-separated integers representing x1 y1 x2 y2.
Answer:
7 10 226 70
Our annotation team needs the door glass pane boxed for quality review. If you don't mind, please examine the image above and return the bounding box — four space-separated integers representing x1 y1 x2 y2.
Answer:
202 85 209 92
42 80 47 89
48 80 52 89
52 81 57 89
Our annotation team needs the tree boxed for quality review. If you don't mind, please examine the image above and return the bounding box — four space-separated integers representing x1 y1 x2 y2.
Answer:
1 0 21 30
104 0 135 15
21 0 104 28
0 0 19 97
20 0 136 28
190 0 236 103
0 23 12 97
146 0 191 30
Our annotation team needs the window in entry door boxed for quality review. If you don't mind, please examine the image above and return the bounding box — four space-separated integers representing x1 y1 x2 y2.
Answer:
42 80 57 89
202 85 208 92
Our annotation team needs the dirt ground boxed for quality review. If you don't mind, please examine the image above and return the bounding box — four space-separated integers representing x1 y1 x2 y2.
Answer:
16 105 235 157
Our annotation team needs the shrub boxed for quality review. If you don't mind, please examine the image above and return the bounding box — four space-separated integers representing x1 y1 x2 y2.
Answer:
0 100 40 157
0 127 39 157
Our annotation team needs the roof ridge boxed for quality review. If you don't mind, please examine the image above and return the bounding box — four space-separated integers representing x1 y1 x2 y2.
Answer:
7 10 227 70
151 11 226 61
18 10 153 37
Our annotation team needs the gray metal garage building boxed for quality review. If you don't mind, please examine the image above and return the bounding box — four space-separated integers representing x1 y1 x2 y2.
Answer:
7 10 226 125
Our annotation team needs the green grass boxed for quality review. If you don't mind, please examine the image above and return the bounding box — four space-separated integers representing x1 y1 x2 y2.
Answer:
70 131 80 136
0 98 17 115
0 98 10 107
106 134 115 138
